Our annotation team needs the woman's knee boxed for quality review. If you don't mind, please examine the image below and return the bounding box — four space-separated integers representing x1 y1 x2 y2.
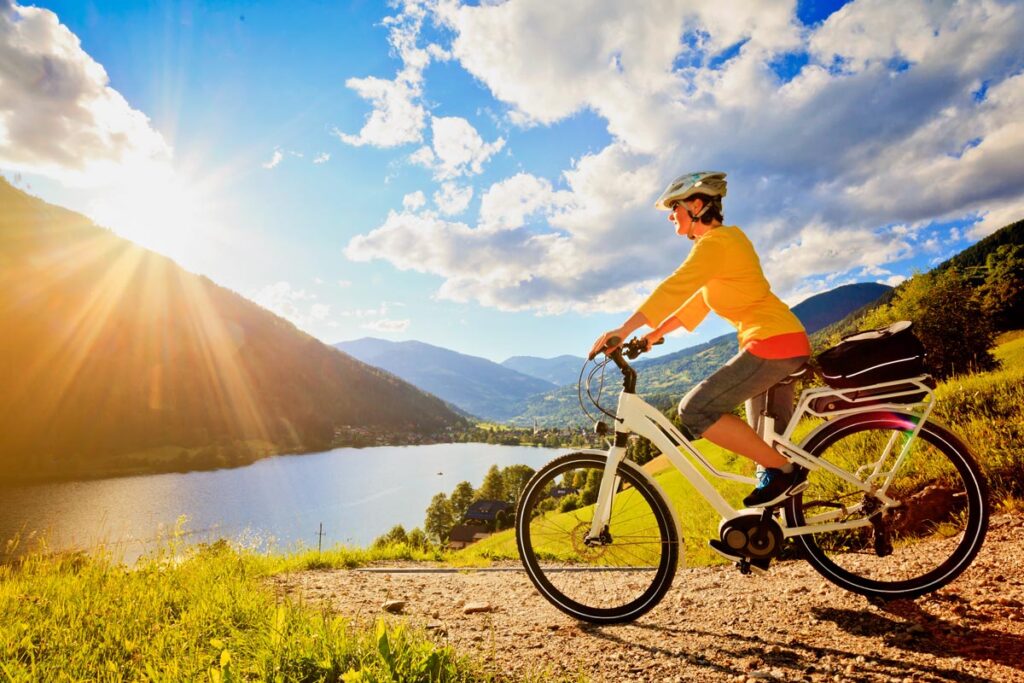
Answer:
677 397 716 440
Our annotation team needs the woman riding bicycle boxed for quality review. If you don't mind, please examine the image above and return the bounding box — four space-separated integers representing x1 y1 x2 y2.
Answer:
590 171 811 509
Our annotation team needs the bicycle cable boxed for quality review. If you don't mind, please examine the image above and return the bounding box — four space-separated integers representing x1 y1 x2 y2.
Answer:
577 356 618 422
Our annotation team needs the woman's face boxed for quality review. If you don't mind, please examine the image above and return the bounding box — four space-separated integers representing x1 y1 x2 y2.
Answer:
668 199 700 239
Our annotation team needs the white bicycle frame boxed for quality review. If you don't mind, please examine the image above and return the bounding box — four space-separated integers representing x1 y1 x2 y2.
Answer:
586 375 936 544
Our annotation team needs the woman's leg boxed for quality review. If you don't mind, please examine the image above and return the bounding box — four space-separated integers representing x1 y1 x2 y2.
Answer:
678 351 807 506
702 413 788 468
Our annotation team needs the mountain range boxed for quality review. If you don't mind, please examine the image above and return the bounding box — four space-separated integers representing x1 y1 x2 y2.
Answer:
0 179 465 482
334 338 557 420
500 355 584 387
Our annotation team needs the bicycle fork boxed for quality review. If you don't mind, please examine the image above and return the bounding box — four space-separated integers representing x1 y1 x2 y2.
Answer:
586 442 628 545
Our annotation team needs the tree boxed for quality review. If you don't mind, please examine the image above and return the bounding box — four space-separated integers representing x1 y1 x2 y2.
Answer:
475 464 506 502
449 481 475 523
861 268 997 378
407 527 429 550
501 464 535 506
373 524 408 548
424 493 455 545
979 244 1024 332
581 468 601 505
627 436 658 465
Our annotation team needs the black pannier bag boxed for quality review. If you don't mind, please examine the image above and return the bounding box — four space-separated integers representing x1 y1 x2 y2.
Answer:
815 320 926 389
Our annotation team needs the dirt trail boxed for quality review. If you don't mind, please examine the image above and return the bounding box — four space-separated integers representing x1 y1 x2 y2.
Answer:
269 513 1024 682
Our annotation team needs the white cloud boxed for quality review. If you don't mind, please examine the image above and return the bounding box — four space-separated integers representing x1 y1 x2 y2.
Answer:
433 181 473 216
334 0 442 148
402 190 427 210
362 318 411 333
313 152 331 164
262 149 283 169
411 116 505 179
252 281 330 332
338 279 353 288
478 172 572 230
970 200 1024 239
762 223 913 295
344 0 1024 315
0 1 171 185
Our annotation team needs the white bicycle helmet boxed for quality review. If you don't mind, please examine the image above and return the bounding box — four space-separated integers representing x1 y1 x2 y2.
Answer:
654 171 727 211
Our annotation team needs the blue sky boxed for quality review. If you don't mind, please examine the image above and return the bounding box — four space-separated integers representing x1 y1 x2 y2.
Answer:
2 0 1023 362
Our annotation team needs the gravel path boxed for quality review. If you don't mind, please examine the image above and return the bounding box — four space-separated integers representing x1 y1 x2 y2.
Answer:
269 513 1024 682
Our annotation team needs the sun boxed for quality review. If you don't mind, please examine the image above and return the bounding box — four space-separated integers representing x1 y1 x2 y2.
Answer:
87 163 222 269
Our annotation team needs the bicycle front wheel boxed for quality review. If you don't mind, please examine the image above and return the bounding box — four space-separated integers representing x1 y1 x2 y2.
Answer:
785 412 988 600
515 452 679 624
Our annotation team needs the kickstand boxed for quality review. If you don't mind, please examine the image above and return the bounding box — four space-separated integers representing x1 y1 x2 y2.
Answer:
737 559 752 575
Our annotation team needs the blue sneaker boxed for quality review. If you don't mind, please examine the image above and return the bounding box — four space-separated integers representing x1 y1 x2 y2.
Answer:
743 467 806 508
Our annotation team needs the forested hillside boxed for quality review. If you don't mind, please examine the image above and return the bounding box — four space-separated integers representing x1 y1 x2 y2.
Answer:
0 180 465 482
813 219 1024 378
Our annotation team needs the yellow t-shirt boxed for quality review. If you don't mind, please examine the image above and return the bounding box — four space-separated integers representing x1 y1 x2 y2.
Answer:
637 225 806 350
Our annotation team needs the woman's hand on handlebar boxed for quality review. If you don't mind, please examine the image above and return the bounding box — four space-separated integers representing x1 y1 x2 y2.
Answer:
640 333 663 353
588 312 650 360
589 329 625 360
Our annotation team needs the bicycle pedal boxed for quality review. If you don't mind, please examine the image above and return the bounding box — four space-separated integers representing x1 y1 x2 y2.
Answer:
736 557 771 576
748 558 771 575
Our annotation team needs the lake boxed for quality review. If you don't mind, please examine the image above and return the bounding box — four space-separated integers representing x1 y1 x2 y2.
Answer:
0 443 567 563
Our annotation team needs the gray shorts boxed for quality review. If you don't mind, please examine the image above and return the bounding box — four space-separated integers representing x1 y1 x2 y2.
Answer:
678 350 809 437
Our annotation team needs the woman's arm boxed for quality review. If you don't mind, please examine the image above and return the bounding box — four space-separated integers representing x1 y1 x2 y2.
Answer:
642 316 683 349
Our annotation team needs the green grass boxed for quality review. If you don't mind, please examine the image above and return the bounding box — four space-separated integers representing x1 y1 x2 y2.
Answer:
0 540 490 682
930 332 1024 501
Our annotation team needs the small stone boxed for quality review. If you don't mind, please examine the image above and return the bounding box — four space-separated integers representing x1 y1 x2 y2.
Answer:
463 602 494 614
382 600 405 614
997 597 1023 608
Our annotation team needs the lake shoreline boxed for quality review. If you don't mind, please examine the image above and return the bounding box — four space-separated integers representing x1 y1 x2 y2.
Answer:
0 433 479 488
1 443 566 564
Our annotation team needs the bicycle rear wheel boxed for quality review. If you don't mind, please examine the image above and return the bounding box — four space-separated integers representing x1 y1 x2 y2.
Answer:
516 452 679 624
785 412 988 600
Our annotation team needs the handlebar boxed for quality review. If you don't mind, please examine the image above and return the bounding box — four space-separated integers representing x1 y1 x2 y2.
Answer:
579 335 664 421
589 335 664 361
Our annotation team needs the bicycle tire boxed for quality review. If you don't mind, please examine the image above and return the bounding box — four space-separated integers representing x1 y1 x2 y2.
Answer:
515 451 679 624
785 412 988 600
